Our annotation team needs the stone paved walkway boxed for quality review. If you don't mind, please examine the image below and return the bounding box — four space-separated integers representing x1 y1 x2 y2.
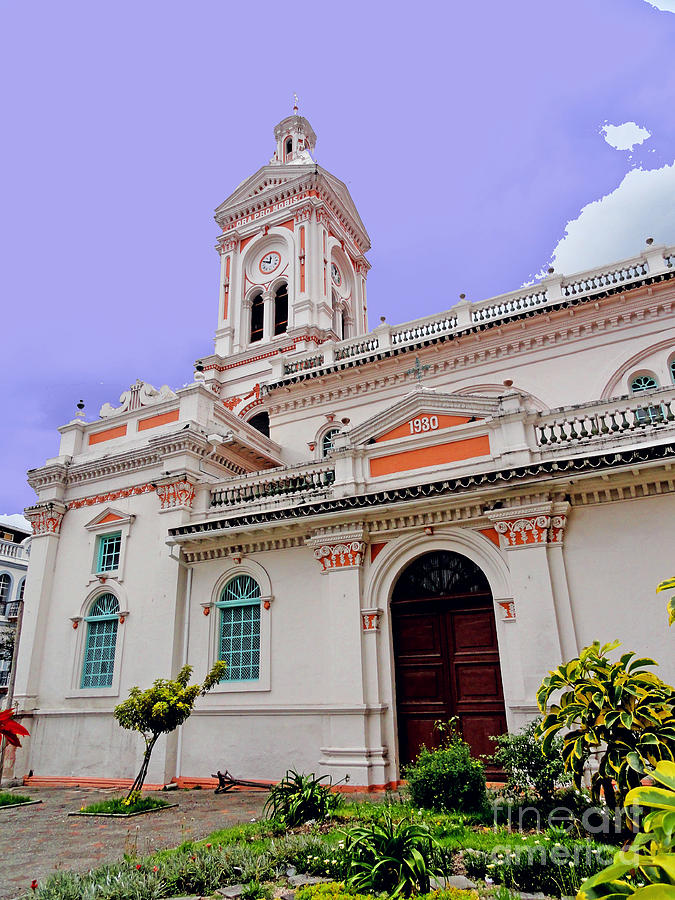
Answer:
0 786 269 900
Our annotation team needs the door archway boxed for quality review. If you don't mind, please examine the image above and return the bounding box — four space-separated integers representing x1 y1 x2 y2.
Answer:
391 550 507 769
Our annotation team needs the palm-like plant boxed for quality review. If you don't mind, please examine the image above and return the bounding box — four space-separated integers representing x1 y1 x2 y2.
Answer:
341 813 440 897
263 769 340 826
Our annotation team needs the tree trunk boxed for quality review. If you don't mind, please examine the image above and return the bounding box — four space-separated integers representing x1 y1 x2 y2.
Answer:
127 734 159 800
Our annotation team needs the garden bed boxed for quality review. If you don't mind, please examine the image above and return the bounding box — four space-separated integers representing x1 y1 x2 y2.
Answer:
0 791 41 810
69 795 177 817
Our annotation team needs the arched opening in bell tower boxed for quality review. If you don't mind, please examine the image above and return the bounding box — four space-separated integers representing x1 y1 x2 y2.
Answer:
274 283 288 335
250 292 264 343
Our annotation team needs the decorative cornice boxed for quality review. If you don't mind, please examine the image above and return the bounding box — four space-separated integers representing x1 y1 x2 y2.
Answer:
169 442 675 540
67 482 155 510
24 502 67 536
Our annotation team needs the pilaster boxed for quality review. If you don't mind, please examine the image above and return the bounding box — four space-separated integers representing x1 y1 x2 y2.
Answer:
487 503 563 697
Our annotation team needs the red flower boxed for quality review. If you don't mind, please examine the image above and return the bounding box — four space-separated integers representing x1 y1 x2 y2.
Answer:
153 866 158 872
206 843 212 848
0 708 30 749
136 864 141 870
31 880 38 891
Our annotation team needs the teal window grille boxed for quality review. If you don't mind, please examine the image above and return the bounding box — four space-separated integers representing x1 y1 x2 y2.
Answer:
217 575 261 681
96 532 121 572
630 374 659 393
322 428 341 458
81 593 119 689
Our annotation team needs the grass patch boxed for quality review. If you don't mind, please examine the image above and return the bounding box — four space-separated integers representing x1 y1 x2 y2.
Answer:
77 794 170 815
0 790 32 807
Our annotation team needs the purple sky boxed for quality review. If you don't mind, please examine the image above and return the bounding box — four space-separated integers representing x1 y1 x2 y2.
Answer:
2 0 675 515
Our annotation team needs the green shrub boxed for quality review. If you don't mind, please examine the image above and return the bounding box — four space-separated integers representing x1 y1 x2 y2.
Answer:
405 733 487 814
264 769 341 827
296 884 477 900
463 839 612 897
490 717 571 803
341 813 441 896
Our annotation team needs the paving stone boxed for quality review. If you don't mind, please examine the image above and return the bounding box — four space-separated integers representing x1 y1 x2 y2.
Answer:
217 885 246 898
431 875 478 890
288 875 331 887
519 893 549 899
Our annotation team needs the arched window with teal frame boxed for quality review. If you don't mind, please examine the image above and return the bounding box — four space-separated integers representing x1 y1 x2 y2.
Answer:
81 593 119 688
630 373 659 393
217 575 261 682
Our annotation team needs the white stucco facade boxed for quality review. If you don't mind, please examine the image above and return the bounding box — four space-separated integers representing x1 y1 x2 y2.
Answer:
11 113 675 790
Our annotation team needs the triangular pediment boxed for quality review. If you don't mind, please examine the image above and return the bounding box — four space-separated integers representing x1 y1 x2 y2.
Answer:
84 507 134 531
346 389 500 447
214 166 370 249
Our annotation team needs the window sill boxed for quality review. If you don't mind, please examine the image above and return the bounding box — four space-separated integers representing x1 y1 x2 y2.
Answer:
211 681 270 694
66 687 120 699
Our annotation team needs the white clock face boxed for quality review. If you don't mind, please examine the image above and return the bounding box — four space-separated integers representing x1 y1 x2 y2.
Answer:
331 262 342 286
259 251 281 274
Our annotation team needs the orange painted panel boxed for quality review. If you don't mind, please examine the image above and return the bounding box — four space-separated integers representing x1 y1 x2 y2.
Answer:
371 542 387 563
98 513 123 524
278 218 295 231
88 424 127 445
137 409 180 431
479 527 501 547
376 413 482 443
369 434 491 477
239 234 254 252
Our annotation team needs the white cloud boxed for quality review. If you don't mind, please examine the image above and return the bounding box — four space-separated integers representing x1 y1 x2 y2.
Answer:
546 161 675 275
601 122 651 151
643 0 675 12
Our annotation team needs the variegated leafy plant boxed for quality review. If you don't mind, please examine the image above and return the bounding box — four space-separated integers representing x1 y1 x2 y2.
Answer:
535 641 675 812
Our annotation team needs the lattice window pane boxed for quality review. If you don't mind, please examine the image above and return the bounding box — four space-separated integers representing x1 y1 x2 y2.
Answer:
322 428 341 458
81 618 118 688
392 550 491 601
97 532 122 572
218 578 261 682
630 375 659 393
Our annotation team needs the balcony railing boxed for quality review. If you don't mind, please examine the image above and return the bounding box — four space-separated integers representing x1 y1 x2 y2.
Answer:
0 540 30 561
211 462 336 509
535 389 675 448
275 246 673 383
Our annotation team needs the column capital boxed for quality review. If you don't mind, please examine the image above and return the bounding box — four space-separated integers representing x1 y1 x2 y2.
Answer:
24 501 67 536
155 474 196 512
487 501 571 548
308 529 367 572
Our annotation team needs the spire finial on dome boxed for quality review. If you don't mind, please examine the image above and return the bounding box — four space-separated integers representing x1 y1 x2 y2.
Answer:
293 93 299 115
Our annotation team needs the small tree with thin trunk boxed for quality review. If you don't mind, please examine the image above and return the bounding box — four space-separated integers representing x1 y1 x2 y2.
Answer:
114 662 226 799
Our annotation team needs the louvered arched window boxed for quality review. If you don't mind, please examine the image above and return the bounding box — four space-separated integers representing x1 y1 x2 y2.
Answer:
322 428 341 458
217 575 261 682
81 593 119 689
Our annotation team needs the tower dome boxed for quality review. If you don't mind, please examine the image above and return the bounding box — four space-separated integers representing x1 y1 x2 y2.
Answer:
271 100 317 165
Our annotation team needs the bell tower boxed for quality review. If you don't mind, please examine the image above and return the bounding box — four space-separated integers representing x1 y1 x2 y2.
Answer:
211 108 371 364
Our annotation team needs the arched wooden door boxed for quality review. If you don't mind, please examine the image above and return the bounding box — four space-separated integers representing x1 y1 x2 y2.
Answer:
391 550 507 771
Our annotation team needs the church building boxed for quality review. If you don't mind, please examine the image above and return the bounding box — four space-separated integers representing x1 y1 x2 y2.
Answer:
11 111 675 789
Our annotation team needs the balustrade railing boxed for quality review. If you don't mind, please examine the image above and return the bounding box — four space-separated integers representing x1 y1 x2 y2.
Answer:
283 354 325 375
472 290 548 324
562 261 648 297
536 391 675 447
335 336 380 360
211 463 336 508
391 313 458 345
0 540 29 561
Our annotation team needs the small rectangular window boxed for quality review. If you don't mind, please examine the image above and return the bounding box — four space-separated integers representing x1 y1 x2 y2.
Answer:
96 532 121 573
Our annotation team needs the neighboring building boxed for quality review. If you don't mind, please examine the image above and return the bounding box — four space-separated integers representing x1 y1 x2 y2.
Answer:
0 517 31 695
11 111 675 790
